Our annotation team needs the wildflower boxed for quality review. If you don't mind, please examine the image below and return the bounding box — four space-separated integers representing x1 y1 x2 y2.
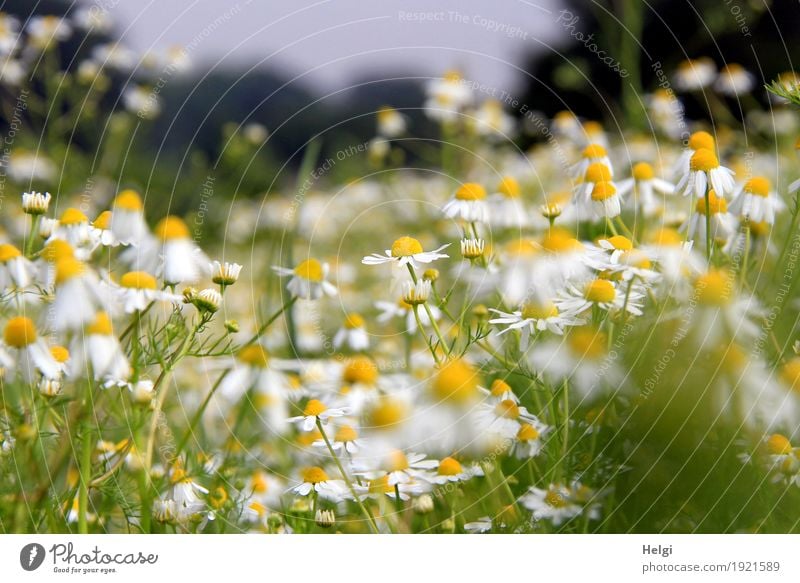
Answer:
571 144 613 179
110 189 149 245
673 130 716 179
728 176 785 224
51 257 108 331
715 64 755 96
430 358 480 405
374 295 441 332
353 449 438 486
469 99 514 138
27 15 72 50
676 148 736 198
475 397 544 443
50 207 92 248
333 313 369 351
113 270 182 313
124 85 160 119
290 466 348 502
287 398 348 432
157 466 209 524
129 379 155 406
429 456 483 484
690 269 762 347
273 257 337 299
2 316 60 381
153 216 210 284
211 260 243 287
69 312 130 385
376 105 407 137
511 421 551 459
315 509 336 528
488 176 529 228
463 517 493 533
616 162 674 217
520 482 601 526
22 191 51 215
460 237 485 260
490 298 583 347
424 69 473 122
442 183 489 223
0 244 35 291
673 57 716 92
681 189 735 247
557 278 644 318
313 424 362 455
588 181 622 219
193 288 222 313
574 162 614 212
362 236 449 270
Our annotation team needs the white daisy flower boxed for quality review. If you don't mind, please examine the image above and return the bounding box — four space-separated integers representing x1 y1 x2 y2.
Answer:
681 190 737 247
69 312 131 386
488 176 529 229
490 299 584 347
50 257 108 332
2 317 61 382
290 466 348 502
375 296 442 333
0 243 35 291
714 63 755 96
616 162 674 217
362 236 449 270
429 456 484 485
110 190 149 245
520 482 601 526
333 313 369 351
376 105 407 138
273 258 337 299
442 183 489 223
557 278 644 318
570 143 613 179
287 398 348 432
673 57 716 92
728 176 785 224
21 191 51 215
110 271 183 314
675 148 736 198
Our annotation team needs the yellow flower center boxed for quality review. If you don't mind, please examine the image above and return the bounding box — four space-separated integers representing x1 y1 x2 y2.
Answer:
113 189 144 211
743 176 770 197
545 489 567 508
391 236 424 257
42 239 74 262
605 235 633 251
335 425 358 442
584 279 616 303
521 300 558 319
591 181 617 201
343 356 378 384
154 216 190 241
87 312 114 336
0 244 22 262
750 221 770 237
368 475 392 494
631 162 654 181
55 257 86 284
517 423 539 441
4 317 37 348
568 328 607 359
93 210 112 230
582 144 607 159
689 148 719 172
584 163 612 184
541 229 582 253
170 467 188 484
688 131 715 151
766 434 792 456
301 466 329 484
443 70 462 82
344 313 365 329
303 399 327 417
648 228 683 246
494 399 520 419
60 207 88 226
251 472 269 493
430 358 480 404
238 345 270 368
50 345 70 363
293 258 324 282
505 239 538 256
780 358 800 392
695 190 727 214
694 270 733 306
388 450 409 472
455 183 487 201
368 397 407 428
438 456 463 476
497 176 520 198
490 379 512 397
120 271 157 290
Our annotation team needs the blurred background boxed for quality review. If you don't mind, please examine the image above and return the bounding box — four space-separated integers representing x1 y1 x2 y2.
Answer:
1 0 799 210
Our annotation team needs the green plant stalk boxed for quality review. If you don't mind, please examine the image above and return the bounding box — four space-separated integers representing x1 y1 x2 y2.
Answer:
316 419 379 533
78 381 93 534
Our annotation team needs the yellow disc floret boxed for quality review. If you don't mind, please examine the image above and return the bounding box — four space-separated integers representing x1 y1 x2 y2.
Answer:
293 258 323 282
343 313 365 329
87 312 114 336
631 162 655 181
695 190 727 214
591 181 617 201
743 176 770 197
780 358 800 392
688 131 715 151
494 399 520 420
497 176 520 198
584 279 616 303
4 316 37 348
303 399 327 417
92 210 112 230
55 257 85 284
50 345 70 363
517 423 540 441
113 189 144 211
430 358 480 404
391 236 424 257
343 356 378 385
368 397 407 428
60 207 88 226
766 434 792 456
301 466 329 484
120 271 157 290
237 345 269 368
582 144 607 159
521 300 558 320
455 183 487 201
154 216 190 241
438 456 463 476
694 269 733 306
690 148 720 172
568 328 607 359
584 163 612 184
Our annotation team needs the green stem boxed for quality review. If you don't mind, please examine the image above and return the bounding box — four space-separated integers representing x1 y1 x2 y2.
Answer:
78 382 94 534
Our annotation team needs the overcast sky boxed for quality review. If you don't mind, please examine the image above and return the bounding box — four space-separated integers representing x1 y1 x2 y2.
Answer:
102 0 565 97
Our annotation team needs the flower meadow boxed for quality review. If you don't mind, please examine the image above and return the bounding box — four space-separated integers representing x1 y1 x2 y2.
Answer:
3 11 800 536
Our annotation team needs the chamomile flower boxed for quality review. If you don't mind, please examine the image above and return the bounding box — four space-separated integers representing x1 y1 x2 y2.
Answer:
673 57 716 92
647 89 685 140
573 162 613 207
333 313 369 351
588 181 622 220
511 420 551 459
158 466 209 523
424 70 473 122
0 243 35 292
488 176 529 229
616 162 675 217
714 63 755 96
376 105 407 138
21 191 51 215
374 295 441 332
110 189 148 245
290 466 348 502
676 148 736 198
681 190 737 247
475 397 542 442
287 398 348 432
273 258 337 299
362 236 449 270
50 207 92 248
429 456 484 484
69 312 130 385
2 316 60 382
211 260 243 287
520 482 600 526
469 99 515 139
489 298 583 348
112 271 182 313
90 211 119 248
156 216 210 284
27 15 72 50
557 278 644 318
353 449 438 486
50 257 108 331
728 176 785 224
672 130 716 180
571 144 613 179
313 424 363 455
689 269 762 348
442 183 489 223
